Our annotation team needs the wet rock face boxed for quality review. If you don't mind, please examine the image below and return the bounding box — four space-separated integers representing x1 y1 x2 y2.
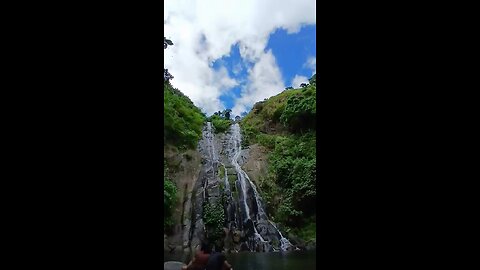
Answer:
244 219 255 237
240 242 250 251
255 220 278 241
226 202 236 223
232 230 241 243
245 185 259 217
183 123 293 254
185 123 218 256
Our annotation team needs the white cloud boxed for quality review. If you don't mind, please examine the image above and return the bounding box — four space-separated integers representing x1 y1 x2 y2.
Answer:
292 75 309 88
164 0 316 115
304 56 316 75
232 50 285 116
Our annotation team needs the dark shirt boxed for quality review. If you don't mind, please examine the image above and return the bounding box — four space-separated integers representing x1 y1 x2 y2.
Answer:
205 252 227 270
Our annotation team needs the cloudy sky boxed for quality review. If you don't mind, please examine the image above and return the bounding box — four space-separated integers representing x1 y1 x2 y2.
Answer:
164 0 316 117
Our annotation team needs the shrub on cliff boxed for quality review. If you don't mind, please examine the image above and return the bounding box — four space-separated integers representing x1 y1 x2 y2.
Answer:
164 81 206 150
203 201 225 243
164 160 177 232
208 114 233 134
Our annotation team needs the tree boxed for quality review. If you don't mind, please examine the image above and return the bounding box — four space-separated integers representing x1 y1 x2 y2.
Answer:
224 109 232 120
300 83 309 88
309 74 316 85
235 115 241 122
164 37 174 81
285 86 293 90
164 69 174 82
164 37 173 49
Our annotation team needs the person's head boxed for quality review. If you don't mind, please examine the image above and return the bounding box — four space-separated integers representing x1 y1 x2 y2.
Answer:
200 242 211 254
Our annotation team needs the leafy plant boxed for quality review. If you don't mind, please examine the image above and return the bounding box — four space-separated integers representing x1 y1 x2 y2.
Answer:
208 114 233 134
237 78 317 239
164 82 206 149
164 160 177 232
280 89 316 133
256 133 277 149
203 201 225 242
308 73 316 85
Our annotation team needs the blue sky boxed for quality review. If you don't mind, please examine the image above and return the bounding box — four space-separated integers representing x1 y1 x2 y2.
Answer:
164 0 316 117
212 25 316 114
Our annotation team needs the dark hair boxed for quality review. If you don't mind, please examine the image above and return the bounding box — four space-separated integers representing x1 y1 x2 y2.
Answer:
200 242 211 254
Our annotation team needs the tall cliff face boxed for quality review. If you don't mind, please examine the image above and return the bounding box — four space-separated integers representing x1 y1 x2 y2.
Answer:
183 123 295 255
164 145 202 258
163 81 206 262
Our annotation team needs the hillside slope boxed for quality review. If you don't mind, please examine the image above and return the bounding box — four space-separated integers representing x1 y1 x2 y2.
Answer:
240 74 317 245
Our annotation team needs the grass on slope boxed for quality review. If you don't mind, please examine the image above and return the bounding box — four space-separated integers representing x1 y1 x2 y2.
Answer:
239 80 317 241
164 81 206 150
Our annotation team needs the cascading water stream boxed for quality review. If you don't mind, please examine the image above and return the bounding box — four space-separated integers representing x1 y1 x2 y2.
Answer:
193 122 293 252
227 123 292 251
269 221 296 251
203 123 219 195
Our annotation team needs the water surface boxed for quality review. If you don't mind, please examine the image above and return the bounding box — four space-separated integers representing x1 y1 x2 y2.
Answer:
164 250 316 270
227 250 316 270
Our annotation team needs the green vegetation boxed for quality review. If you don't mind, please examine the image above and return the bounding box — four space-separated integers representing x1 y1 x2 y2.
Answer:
239 75 316 240
280 85 316 133
164 160 177 232
228 174 237 187
308 74 316 86
232 186 238 201
203 201 225 243
164 80 205 235
164 81 206 150
270 132 316 225
255 133 277 149
218 166 226 179
290 215 316 242
207 114 233 134
241 88 301 133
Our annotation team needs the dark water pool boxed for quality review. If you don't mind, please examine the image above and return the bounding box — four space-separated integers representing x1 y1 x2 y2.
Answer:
165 250 316 270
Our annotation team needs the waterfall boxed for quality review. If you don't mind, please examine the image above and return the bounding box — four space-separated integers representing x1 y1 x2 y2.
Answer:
190 122 293 253
202 122 219 197
269 221 293 251
227 123 292 251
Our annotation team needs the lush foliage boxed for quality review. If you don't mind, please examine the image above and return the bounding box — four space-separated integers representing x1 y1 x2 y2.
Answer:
269 132 316 225
290 215 316 242
239 82 316 145
207 114 233 134
239 79 316 238
164 82 206 149
280 84 316 133
164 160 177 232
255 133 277 149
309 74 316 85
203 201 225 243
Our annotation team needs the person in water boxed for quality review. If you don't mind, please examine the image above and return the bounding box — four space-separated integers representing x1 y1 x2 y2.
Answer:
182 242 211 270
205 250 233 270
